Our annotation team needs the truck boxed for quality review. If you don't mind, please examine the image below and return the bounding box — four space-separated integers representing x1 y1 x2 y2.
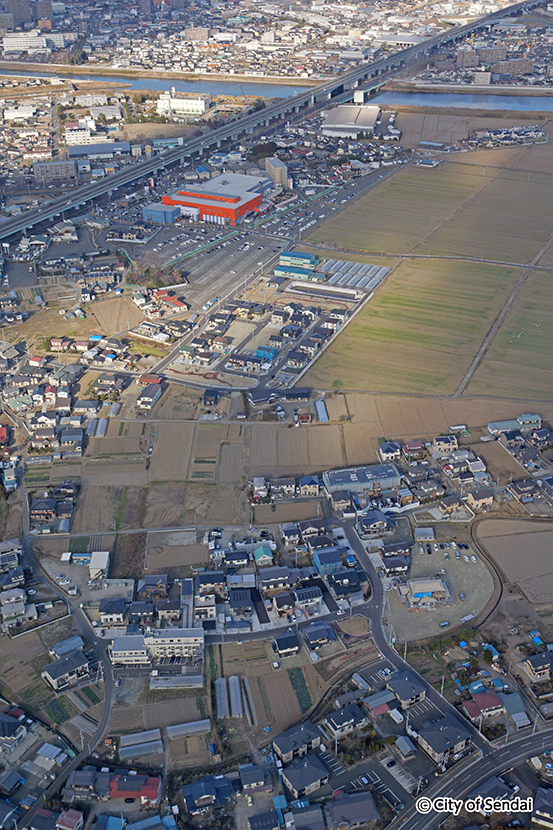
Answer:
389 708 404 724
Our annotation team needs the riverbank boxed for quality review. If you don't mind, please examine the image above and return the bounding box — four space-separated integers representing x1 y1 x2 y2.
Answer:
0 60 320 88
385 79 553 96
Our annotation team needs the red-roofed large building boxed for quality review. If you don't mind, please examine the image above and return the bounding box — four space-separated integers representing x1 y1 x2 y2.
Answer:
162 173 270 226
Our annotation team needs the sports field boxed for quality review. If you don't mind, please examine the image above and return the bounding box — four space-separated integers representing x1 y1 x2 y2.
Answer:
303 259 522 394
466 269 553 399
307 163 497 255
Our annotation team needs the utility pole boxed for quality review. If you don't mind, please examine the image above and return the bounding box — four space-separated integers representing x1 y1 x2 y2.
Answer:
404 642 407 662
440 676 445 697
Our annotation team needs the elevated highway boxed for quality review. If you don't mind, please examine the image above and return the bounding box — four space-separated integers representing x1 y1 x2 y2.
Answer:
0 0 543 242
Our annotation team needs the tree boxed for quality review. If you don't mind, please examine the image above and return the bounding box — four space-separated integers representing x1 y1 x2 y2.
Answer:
483 648 494 665
96 112 107 126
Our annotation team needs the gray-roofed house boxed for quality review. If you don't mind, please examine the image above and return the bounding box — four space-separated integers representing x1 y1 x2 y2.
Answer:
273 720 321 763
324 703 368 738
248 811 279 830
0 799 17 830
417 715 471 765
468 776 516 815
533 786 553 828
41 650 89 691
99 597 126 625
0 712 27 755
239 764 272 793
386 672 426 709
325 791 379 830
281 754 329 799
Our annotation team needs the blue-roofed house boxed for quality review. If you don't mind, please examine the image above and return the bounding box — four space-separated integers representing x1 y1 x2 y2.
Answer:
299 476 319 497
313 548 342 576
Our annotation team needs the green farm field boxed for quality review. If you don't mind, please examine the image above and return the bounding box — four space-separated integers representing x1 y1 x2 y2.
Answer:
302 259 523 394
467 269 553 399
306 162 501 255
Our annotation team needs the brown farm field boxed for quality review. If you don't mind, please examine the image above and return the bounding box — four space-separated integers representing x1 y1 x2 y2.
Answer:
303 259 522 394
306 162 502 255
466 270 553 399
477 519 553 604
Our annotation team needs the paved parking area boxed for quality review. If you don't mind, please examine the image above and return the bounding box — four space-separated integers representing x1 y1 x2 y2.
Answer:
320 749 346 777
360 659 396 690
378 754 418 794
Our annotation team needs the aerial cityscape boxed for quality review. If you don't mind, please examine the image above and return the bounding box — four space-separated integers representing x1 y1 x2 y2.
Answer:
1 0 553 829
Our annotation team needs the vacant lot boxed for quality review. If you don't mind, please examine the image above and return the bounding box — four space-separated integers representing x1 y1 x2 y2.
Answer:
146 530 209 572
477 519 553 604
467 270 553 399
149 421 196 481
396 112 540 151
303 259 522 394
306 162 501 255
91 296 145 334
111 532 147 579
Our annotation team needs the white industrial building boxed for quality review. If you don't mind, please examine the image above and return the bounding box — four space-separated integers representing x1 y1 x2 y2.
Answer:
321 104 380 139
156 90 209 118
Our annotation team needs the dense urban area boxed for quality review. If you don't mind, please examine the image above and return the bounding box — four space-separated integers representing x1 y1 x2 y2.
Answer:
1 0 553 830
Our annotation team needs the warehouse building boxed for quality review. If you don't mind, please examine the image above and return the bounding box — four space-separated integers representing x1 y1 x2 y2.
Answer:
142 203 180 224
321 105 380 139
162 173 271 226
322 464 401 495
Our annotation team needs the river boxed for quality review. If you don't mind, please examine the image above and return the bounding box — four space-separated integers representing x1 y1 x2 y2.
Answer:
375 90 553 112
3 66 553 110
0 68 301 98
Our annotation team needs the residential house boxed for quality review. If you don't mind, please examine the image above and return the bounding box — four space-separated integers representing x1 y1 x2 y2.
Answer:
298 519 327 540
273 592 295 619
30 499 57 522
253 545 274 568
181 775 232 813
239 764 272 794
0 712 27 755
294 585 323 610
325 792 379 830
378 441 402 463
272 720 321 763
523 652 553 682
197 571 227 597
313 549 342 576
194 594 216 621
41 650 89 691
402 440 425 461
356 510 392 539
128 601 155 626
56 811 84 830
281 755 329 799
280 524 301 546
274 631 300 657
156 600 182 623
433 435 458 455
304 623 336 650
466 488 494 511
229 589 253 617
258 567 292 593
386 673 426 709
136 575 168 600
270 478 296 499
324 704 368 738
463 691 505 722
533 786 553 829
298 476 320 497
137 384 163 410
99 598 126 625
417 716 471 765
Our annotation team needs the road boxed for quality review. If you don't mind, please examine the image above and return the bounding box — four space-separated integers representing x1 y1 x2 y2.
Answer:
0 0 543 243
16 465 114 825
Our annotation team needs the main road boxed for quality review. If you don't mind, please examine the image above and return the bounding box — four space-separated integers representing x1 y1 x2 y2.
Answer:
0 0 544 243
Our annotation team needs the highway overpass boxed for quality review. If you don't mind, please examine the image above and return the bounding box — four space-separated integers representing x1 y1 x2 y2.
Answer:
0 0 544 243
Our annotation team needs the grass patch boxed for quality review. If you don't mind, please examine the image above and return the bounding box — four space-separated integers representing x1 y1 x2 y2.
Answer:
288 667 311 714
69 536 90 553
110 532 146 580
113 488 128 531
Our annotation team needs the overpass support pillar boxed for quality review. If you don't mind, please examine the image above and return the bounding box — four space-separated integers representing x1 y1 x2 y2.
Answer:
248 126 254 134
217 140 221 148
264 118 270 127
294 105 300 113
326 91 332 99
310 93 315 106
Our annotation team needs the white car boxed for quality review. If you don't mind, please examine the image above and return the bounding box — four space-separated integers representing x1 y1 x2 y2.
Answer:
471 555 477 563
463 554 469 563
337 610 346 616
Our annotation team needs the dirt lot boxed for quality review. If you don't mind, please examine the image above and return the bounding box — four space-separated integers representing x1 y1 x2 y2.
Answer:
387 540 494 643
146 530 209 574
394 110 542 150
90 296 145 334
111 532 147 580
477 518 553 605
472 441 525 485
